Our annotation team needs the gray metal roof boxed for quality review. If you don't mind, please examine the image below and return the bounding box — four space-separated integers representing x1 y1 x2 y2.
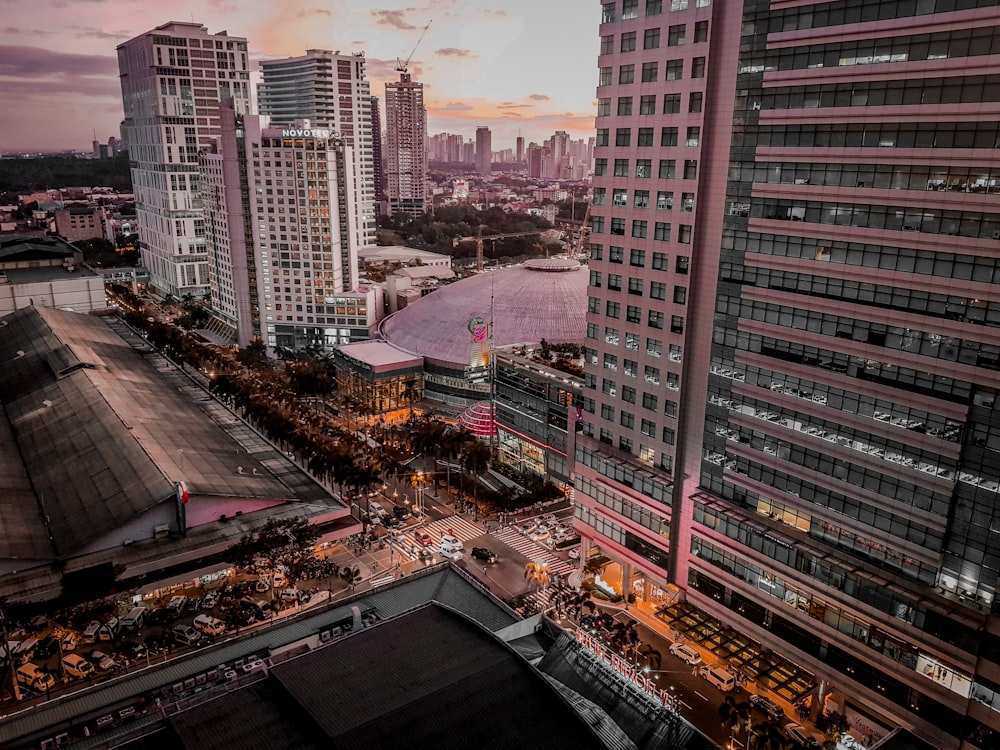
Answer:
380 263 588 369
0 307 335 558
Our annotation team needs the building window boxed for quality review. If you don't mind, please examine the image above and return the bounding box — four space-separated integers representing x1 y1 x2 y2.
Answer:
601 404 615 422
676 255 689 274
654 222 671 241
661 127 678 147
614 158 630 176
641 61 659 82
598 98 611 117
616 128 632 147
613 188 628 206
646 0 663 15
599 67 612 87
647 338 662 357
691 57 706 78
666 59 684 80
656 191 674 210
626 332 640 350
640 95 657 114
689 92 703 113
686 127 700 146
602 2 616 23
644 27 661 49
591 271 603 288
632 220 648 238
606 301 621 318
619 436 633 453
671 315 684 333
619 64 635 85
664 399 677 417
683 160 698 179
596 129 609 147
678 225 692 243
623 0 639 19
652 252 668 270
610 246 624 263
634 190 649 208
668 24 686 46
622 386 636 404
694 21 708 43
626 305 642 323
636 159 652 178
659 160 676 179
621 411 635 429
593 187 607 206
608 273 622 290
642 392 658 411
604 353 618 371
650 281 666 299
682 192 695 211
645 366 661 385
663 94 681 114
611 218 626 236
621 32 637 52
641 419 656 437
638 127 654 146
594 158 608 176
628 277 644 295
662 427 676 445
630 248 646 266
617 97 633 116
601 35 614 55
648 310 664 329
590 244 604 261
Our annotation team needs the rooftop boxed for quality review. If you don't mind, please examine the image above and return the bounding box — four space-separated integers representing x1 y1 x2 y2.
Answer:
335 339 423 371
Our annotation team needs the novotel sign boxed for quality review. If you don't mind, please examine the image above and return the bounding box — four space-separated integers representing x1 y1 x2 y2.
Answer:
281 128 332 138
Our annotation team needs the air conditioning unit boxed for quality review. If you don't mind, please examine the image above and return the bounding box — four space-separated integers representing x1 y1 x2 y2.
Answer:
153 524 170 539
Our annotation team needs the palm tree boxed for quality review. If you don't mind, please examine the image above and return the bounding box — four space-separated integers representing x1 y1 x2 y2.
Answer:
750 719 791 750
719 695 753 750
462 440 491 503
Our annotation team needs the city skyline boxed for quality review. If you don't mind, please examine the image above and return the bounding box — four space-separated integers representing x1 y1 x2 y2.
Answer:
0 0 599 152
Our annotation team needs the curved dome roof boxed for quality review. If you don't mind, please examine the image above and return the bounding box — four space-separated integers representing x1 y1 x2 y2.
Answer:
380 260 588 369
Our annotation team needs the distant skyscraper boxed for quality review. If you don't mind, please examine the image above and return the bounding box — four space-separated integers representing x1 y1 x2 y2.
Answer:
475 126 492 176
370 96 384 205
258 50 376 247
516 135 524 165
202 105 360 350
384 72 427 216
117 21 251 298
580 2 1000 748
527 143 542 179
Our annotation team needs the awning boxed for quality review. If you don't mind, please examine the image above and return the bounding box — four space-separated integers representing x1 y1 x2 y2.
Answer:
136 562 234 596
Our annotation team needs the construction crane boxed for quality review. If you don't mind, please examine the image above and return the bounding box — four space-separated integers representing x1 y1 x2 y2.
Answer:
571 201 592 260
396 20 432 74
453 225 548 271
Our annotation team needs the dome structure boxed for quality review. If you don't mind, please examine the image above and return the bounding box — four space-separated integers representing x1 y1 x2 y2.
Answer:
379 259 588 371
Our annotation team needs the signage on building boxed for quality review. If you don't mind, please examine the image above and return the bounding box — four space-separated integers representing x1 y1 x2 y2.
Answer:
281 128 332 138
574 629 679 712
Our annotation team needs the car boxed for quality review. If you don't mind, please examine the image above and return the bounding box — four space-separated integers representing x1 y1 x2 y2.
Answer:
202 592 220 609
471 547 498 563
414 530 433 547
668 643 703 666
783 723 820 748
529 528 550 543
62 653 96 678
280 588 300 603
122 642 147 661
193 614 227 636
392 505 411 520
439 533 462 550
60 632 77 652
750 694 785 722
537 514 557 527
35 635 59 659
567 547 581 560
552 523 573 538
171 624 201 645
439 548 463 561
418 549 434 564
89 650 117 671
146 607 172 626
382 514 401 529
517 521 538 535
144 635 171 655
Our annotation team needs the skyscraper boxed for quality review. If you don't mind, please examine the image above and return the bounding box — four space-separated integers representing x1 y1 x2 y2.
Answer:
579 2 1000 748
370 96 385 205
516 134 524 165
202 109 362 351
475 126 492 176
384 71 427 217
117 21 251 298
258 50 376 248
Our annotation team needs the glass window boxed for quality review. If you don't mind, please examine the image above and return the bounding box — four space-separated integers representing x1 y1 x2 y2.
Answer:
664 94 681 114
657 191 674 210
644 27 661 49
666 59 684 80
621 32 637 52
640 95 657 114
619 64 635 84
674 286 687 304
668 24 686 46
602 2 616 23
659 159 676 179
646 0 663 15
596 128 609 147
691 57 706 78
642 61 659 82
599 67 612 87
636 159 652 178
630 248 646 266
638 127 654 146
617 97 633 116
661 127 678 147
616 128 632 147
598 98 611 116
686 127 700 146
689 92 703 113
601 35 614 55
622 0 639 19
694 21 708 43
683 160 698 179
632 220 648 238
652 252 669 270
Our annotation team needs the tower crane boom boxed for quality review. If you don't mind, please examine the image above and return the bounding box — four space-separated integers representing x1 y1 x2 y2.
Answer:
396 20 432 74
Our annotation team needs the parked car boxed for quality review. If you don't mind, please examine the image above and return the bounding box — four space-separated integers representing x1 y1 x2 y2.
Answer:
89 650 117 671
280 588 300 604
35 635 60 659
471 547 497 563
414 530 433 547
122 642 147 661
439 533 463 550
669 643 703 666
784 723 820 748
382 514 401 529
63 653 96 678
567 547 581 560
16 663 55 691
167 596 189 613
438 547 462 561
202 592 220 609
750 694 784 722
418 549 434 564
193 614 226 636
392 505 411 520
60 631 77 652
517 521 538 535
171 624 201 646
146 608 172 626
529 528 550 543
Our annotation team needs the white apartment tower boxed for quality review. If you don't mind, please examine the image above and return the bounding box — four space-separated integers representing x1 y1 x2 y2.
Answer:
202 106 364 352
384 72 427 216
258 50 377 249
117 21 251 298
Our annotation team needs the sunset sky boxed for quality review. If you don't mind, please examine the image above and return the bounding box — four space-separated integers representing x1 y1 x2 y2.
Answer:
0 0 599 153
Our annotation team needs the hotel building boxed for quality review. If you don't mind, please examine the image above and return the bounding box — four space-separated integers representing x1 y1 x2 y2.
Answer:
117 22 251 298
578 1 1000 747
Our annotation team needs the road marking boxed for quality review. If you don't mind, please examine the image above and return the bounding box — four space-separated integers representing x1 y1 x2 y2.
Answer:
694 691 709 702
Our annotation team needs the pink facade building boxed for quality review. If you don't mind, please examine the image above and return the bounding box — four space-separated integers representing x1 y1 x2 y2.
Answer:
578 1 1000 748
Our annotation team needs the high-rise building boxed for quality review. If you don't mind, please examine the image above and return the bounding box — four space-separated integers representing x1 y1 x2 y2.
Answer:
384 72 427 217
578 2 1000 748
258 50 376 248
475 126 492 176
516 135 525 165
202 108 362 351
371 96 384 205
117 21 251 298
527 143 543 179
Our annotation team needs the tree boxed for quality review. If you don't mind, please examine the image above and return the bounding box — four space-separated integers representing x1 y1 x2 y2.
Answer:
228 517 319 589
750 719 792 750
719 696 753 749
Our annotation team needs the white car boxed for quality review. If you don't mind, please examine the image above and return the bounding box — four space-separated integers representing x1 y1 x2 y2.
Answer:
669 643 703 666
567 547 581 560
439 548 463 561
439 534 463 550
530 528 550 543
517 521 538 535
89 650 117 671
784 723 820 748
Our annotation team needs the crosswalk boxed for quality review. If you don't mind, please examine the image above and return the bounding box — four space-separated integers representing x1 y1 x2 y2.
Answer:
492 527 578 576
387 516 486 562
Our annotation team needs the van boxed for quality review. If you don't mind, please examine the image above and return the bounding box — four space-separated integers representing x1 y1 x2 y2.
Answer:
98 617 120 642
15 638 39 664
279 588 300 604
62 653 96 679
82 621 101 644
122 607 146 631
16 663 55 692
699 665 737 692
368 501 387 519
193 614 226 637
439 534 463 551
